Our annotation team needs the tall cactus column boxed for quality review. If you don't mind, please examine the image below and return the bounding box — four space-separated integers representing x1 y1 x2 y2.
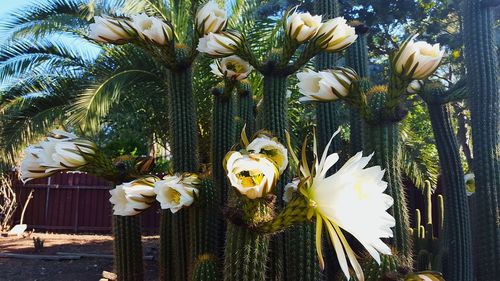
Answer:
422 86 473 280
160 65 200 281
463 0 500 278
346 23 370 154
236 84 255 136
113 215 144 281
362 91 412 267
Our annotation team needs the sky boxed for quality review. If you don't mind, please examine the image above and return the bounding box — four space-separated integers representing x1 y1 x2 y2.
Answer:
0 0 34 17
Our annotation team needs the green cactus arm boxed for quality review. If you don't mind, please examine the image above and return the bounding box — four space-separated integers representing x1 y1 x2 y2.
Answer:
160 65 200 281
362 92 412 267
463 0 500 278
421 85 473 280
113 215 144 281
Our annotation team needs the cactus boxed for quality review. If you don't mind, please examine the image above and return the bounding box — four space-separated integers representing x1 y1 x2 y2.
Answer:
189 179 220 281
160 64 200 281
362 91 412 267
463 0 500 278
236 83 255 137
224 198 273 281
420 84 473 280
211 86 236 245
113 215 144 281
192 254 219 281
346 23 370 154
411 182 445 272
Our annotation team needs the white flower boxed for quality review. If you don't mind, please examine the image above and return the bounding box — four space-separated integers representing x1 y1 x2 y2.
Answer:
283 178 299 203
286 11 322 43
407 80 423 94
109 177 157 216
196 0 227 34
297 68 357 102
19 146 47 183
393 36 445 80
42 131 96 172
197 31 241 57
300 129 395 281
89 16 132 43
210 55 253 80
246 135 288 174
224 152 279 199
464 173 475 196
315 17 357 52
130 13 173 45
154 174 200 213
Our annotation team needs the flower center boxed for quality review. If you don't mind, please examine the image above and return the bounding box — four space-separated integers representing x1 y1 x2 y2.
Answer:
140 19 153 31
237 170 264 187
226 61 245 73
167 188 181 204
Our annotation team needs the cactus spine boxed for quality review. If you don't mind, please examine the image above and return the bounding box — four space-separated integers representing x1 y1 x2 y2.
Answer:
362 91 412 267
113 215 144 281
160 65 200 281
463 0 500 278
346 23 370 154
420 85 473 280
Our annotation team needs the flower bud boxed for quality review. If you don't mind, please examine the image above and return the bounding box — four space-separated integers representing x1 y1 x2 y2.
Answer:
286 11 322 43
89 16 132 44
393 36 445 80
196 1 227 34
130 13 173 45
315 17 357 52
197 31 242 57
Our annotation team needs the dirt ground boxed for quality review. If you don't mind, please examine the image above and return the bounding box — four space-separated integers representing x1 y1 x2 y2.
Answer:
0 233 159 281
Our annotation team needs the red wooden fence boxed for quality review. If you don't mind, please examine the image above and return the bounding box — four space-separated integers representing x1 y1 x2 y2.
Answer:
11 172 160 234
10 172 442 236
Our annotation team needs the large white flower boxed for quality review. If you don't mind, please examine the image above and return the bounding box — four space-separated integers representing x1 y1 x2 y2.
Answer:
300 129 395 281
283 178 299 203
246 135 288 174
224 152 279 199
196 0 227 34
393 36 445 80
197 31 241 57
154 174 200 213
19 146 47 183
89 16 132 43
315 17 357 52
297 68 357 102
286 11 322 43
130 13 173 45
109 177 157 216
210 55 253 80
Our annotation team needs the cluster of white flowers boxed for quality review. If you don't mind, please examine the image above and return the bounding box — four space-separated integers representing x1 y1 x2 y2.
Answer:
109 173 200 216
19 130 96 183
89 14 172 45
224 134 287 199
286 12 357 52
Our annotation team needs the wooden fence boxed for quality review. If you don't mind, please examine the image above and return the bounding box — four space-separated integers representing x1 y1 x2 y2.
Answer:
11 172 160 234
10 172 443 235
